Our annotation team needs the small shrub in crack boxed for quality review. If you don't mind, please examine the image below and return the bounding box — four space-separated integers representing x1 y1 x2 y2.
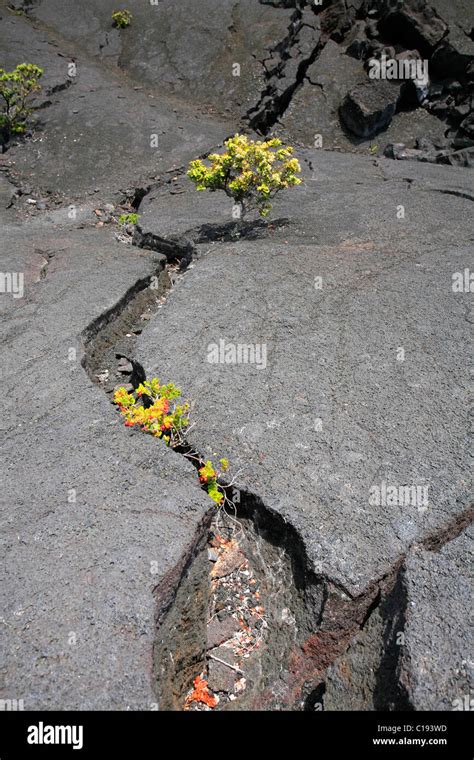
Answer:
198 458 229 506
114 379 232 506
0 63 43 140
114 379 190 447
112 9 132 28
118 212 139 226
187 134 302 219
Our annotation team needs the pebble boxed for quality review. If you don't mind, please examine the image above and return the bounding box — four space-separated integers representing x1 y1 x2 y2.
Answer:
211 546 246 579
117 359 133 373
207 615 237 649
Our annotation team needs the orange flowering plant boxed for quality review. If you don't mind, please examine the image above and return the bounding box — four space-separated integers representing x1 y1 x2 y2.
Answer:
184 674 218 709
114 378 234 508
198 458 229 506
113 378 190 448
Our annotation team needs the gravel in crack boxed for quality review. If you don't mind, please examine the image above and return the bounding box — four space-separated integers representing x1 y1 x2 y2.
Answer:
184 526 267 710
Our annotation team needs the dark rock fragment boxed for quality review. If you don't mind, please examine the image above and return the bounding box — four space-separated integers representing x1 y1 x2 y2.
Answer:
207 616 238 649
207 648 238 694
211 546 246 579
378 0 448 54
320 0 356 43
431 35 474 79
345 20 371 59
460 112 474 138
340 81 401 138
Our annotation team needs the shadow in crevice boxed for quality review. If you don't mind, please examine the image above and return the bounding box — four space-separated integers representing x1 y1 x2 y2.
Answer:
133 217 290 268
304 681 326 711
373 568 413 711
151 481 328 710
193 216 290 244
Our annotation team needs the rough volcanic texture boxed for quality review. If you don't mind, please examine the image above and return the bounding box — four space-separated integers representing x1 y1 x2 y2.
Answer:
324 524 474 711
10 0 474 159
136 149 473 597
0 0 472 713
0 7 232 198
273 39 368 149
261 0 473 158
340 80 402 138
400 526 474 710
323 604 399 711
7 0 295 117
0 180 212 709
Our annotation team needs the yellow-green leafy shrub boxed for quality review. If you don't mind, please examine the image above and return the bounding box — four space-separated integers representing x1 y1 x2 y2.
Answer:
112 9 132 28
187 134 302 219
119 212 139 226
198 458 229 506
0 63 43 137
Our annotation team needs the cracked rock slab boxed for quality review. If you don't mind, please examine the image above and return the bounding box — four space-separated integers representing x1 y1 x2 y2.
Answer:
401 526 474 710
323 522 474 712
137 149 473 597
274 40 367 150
10 0 295 118
0 7 232 199
0 207 212 709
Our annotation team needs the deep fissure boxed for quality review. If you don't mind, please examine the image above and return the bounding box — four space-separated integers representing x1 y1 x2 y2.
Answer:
80 221 472 710
245 4 326 134
2 0 472 719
